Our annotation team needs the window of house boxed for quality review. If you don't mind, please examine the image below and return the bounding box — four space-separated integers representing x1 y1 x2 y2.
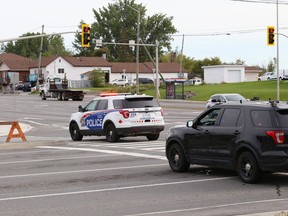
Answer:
58 68 64 74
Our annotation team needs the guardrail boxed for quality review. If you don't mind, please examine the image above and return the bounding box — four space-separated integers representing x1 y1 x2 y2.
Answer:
0 122 27 142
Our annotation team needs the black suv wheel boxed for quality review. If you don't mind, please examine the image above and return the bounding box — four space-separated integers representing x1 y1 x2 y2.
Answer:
237 151 262 183
167 143 190 172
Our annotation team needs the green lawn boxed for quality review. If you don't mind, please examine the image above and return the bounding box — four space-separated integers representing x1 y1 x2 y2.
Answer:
143 81 288 101
83 80 288 102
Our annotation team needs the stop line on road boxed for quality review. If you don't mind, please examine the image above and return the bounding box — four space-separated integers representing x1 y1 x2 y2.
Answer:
38 145 167 161
72 140 165 151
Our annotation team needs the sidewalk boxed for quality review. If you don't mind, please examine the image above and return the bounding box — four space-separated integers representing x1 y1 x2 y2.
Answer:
0 122 62 149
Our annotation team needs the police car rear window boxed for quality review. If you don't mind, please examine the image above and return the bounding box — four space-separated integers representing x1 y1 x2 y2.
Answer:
113 98 159 109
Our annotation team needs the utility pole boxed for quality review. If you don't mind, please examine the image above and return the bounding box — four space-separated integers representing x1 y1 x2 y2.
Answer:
276 0 280 100
37 25 44 90
136 7 140 94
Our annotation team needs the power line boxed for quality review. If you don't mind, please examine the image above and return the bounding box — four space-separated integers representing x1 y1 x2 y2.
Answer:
230 0 288 5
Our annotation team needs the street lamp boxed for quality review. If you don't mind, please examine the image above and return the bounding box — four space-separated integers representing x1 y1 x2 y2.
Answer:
123 4 140 94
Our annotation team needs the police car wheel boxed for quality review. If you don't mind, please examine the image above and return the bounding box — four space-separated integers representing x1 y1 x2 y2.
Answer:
69 122 83 141
146 134 160 141
105 124 120 142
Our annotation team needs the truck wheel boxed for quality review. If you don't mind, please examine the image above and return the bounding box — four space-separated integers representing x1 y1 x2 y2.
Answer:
40 91 46 100
105 124 120 142
69 122 83 141
63 92 69 101
57 92 62 101
146 134 160 141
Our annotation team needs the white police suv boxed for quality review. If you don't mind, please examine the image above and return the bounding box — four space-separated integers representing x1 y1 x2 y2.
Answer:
69 93 165 142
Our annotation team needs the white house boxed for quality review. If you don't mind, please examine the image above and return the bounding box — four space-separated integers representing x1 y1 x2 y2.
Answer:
0 53 187 87
202 65 245 84
29 56 112 83
29 56 187 86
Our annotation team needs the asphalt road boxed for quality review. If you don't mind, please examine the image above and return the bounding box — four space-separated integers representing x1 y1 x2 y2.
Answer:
0 93 287 216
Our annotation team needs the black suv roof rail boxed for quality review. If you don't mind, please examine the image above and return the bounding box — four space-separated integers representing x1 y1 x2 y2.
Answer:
268 99 279 107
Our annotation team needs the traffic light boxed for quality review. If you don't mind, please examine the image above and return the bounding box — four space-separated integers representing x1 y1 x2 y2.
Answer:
267 26 275 46
81 24 91 47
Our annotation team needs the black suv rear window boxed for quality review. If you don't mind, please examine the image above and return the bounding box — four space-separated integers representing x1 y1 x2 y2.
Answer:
276 109 288 127
113 98 159 109
251 110 272 127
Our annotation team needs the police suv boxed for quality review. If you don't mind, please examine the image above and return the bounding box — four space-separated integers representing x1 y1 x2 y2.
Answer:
69 93 165 142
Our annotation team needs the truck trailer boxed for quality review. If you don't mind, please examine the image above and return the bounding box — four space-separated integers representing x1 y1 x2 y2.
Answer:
40 77 84 101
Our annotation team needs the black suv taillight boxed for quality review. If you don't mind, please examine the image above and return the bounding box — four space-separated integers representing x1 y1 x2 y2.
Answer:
266 130 284 144
119 110 129 118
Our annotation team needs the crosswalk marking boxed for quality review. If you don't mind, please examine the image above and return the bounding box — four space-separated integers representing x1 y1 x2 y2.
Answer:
68 140 165 153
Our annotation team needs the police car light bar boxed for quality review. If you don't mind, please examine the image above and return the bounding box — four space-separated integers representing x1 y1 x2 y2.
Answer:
100 92 132 97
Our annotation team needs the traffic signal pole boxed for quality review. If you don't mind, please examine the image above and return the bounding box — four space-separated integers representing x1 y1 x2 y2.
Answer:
0 31 76 43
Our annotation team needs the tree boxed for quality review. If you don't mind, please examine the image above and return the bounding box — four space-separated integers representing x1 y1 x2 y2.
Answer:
4 32 49 59
73 0 177 61
43 35 73 57
4 33 73 59
267 58 276 72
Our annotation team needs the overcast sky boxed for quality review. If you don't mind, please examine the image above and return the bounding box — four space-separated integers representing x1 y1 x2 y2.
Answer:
2 0 288 69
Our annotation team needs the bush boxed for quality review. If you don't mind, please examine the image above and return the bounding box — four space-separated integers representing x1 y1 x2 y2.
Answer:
90 70 105 87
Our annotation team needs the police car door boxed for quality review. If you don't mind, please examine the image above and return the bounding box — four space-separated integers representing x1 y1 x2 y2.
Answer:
84 99 108 134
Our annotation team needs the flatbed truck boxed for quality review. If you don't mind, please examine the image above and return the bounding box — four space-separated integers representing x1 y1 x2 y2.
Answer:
40 77 84 101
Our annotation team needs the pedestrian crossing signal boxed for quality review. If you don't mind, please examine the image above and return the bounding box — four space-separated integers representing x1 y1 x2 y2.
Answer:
81 24 91 47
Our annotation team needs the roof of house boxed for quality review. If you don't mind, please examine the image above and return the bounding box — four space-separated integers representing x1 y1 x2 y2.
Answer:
0 53 31 71
29 56 112 68
1 53 185 74
29 56 58 68
245 66 262 73
64 56 111 67
110 62 185 73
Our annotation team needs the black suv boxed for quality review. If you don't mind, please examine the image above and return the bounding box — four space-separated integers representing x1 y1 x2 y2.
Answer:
166 101 288 183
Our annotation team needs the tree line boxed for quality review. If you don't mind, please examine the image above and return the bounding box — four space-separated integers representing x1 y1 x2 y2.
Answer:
0 0 272 76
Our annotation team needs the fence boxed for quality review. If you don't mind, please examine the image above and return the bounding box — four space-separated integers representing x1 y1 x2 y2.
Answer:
68 80 92 88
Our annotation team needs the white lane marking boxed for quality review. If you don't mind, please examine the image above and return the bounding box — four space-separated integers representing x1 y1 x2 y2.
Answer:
24 120 49 126
0 177 234 202
125 199 288 216
0 155 111 165
38 146 167 160
0 164 167 180
23 117 44 120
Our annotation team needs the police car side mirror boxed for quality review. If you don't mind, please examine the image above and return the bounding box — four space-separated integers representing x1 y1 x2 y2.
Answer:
78 105 83 112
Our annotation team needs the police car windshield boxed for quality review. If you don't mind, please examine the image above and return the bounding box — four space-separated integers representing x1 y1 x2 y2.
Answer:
113 98 159 109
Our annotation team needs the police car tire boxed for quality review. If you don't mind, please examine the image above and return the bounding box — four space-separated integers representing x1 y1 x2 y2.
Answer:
146 134 160 141
69 122 83 141
105 123 120 142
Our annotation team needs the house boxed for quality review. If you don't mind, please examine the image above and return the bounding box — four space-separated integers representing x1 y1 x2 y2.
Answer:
0 53 187 87
245 66 263 81
0 53 31 84
30 56 187 85
29 56 112 84
202 65 262 84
